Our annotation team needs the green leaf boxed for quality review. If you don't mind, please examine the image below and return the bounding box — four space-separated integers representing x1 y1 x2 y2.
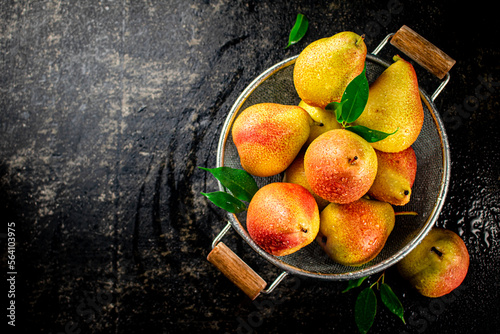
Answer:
285 13 309 49
355 287 377 334
325 100 347 123
345 125 398 143
342 276 369 293
340 66 369 123
201 191 247 214
198 166 258 202
380 283 405 324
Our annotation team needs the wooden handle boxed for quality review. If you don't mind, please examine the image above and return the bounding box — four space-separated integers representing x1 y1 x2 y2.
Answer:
390 25 456 79
207 242 267 300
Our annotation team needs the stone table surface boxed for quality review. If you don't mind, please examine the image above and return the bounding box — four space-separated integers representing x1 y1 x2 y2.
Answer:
1 1 499 333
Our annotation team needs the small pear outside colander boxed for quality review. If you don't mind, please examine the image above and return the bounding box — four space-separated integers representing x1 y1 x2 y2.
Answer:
207 26 455 300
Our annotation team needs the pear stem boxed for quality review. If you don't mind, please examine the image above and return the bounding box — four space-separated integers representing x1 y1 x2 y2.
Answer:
395 211 418 216
348 156 358 165
356 34 365 46
370 271 385 290
431 246 443 257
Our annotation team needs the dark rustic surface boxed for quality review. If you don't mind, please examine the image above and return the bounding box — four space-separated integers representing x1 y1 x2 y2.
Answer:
1 1 499 333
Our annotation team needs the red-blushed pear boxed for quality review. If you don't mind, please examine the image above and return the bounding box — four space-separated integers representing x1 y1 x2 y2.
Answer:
368 146 417 206
316 198 395 266
304 129 378 204
397 228 470 298
246 182 320 257
231 103 312 177
293 31 367 109
353 55 424 153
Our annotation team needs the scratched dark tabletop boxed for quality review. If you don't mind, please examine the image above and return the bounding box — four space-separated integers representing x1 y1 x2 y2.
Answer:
1 1 499 333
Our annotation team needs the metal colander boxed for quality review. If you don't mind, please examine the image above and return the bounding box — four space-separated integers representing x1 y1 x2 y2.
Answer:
210 28 452 295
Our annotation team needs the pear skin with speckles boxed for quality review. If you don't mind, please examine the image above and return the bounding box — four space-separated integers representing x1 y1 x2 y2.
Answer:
247 182 320 256
304 129 377 204
353 55 424 153
368 146 417 206
316 198 395 266
293 31 367 109
397 228 469 298
232 103 312 177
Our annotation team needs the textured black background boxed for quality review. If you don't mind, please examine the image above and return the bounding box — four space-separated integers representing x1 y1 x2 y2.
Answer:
1 1 499 333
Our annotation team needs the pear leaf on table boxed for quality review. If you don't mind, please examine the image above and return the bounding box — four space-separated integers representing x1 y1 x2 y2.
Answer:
200 191 247 214
285 13 309 49
199 166 259 214
355 287 377 334
342 276 369 293
346 125 398 143
198 166 258 202
380 283 405 324
345 272 406 333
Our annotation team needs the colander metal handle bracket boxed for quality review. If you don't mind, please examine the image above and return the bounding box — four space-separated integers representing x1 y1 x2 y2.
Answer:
371 25 456 101
207 221 288 300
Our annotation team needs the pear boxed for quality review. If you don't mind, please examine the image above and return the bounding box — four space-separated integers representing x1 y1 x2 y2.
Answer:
368 146 417 206
231 103 312 177
298 100 342 146
283 149 330 210
304 129 378 204
247 182 320 256
293 31 367 108
316 198 395 266
397 228 469 298
354 55 424 153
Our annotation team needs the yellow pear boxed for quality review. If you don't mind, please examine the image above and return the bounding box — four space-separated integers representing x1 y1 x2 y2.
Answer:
283 149 330 210
231 103 312 177
368 146 417 206
316 198 395 266
353 55 424 153
293 31 367 108
298 100 342 146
